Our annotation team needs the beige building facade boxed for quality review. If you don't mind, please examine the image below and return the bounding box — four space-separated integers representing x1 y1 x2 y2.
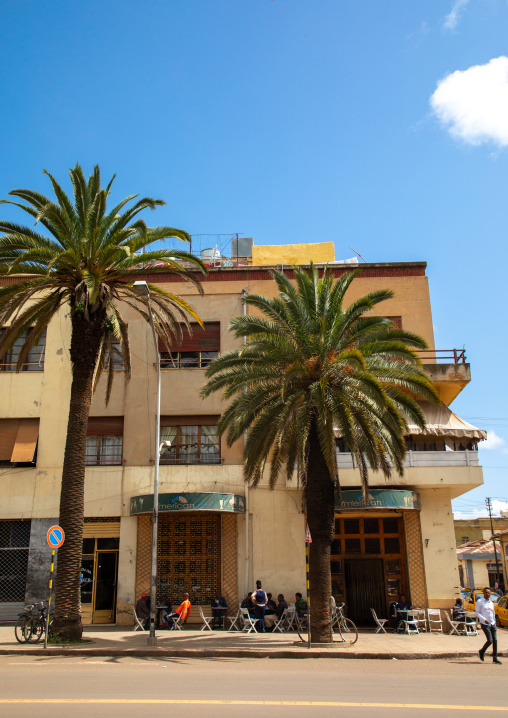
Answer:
0 254 485 626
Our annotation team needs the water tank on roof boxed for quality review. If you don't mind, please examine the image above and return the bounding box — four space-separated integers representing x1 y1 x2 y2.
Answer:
200 247 221 262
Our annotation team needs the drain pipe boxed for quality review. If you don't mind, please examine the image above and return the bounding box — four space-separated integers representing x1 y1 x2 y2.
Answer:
242 288 250 595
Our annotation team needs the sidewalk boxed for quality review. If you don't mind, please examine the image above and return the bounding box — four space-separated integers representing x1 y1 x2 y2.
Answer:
1 624 506 659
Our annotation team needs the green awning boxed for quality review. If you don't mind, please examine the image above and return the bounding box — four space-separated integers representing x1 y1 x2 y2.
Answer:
130 492 245 515
336 489 420 511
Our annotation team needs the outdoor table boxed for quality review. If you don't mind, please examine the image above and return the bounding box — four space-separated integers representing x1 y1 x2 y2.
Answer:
156 604 168 628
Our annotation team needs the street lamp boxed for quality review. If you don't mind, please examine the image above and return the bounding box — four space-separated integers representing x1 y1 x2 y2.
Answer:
133 280 162 645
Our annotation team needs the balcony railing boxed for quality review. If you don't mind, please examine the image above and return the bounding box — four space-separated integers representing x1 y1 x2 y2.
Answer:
158 457 223 465
415 349 467 364
336 449 479 469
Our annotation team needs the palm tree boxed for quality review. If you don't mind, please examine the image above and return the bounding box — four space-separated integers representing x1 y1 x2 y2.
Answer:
201 265 439 643
0 164 206 639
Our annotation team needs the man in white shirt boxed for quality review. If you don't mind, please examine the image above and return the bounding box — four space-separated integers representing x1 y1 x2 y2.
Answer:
475 587 502 664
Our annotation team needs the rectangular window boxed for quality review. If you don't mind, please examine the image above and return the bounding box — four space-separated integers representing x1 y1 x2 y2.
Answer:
0 520 31 602
159 322 220 369
461 536 469 544
0 419 39 466
86 417 123 466
159 416 220 464
104 341 124 371
0 330 46 372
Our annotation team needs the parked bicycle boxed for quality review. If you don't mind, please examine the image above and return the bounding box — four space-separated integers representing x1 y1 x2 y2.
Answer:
297 601 358 644
14 602 51 644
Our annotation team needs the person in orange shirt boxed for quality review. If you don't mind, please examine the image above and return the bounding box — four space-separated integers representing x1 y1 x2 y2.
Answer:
176 593 191 624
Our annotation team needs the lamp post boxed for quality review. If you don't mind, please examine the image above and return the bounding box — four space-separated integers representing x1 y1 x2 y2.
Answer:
133 280 162 645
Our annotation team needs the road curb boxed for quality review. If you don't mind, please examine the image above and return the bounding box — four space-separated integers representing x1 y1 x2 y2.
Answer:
0 647 498 660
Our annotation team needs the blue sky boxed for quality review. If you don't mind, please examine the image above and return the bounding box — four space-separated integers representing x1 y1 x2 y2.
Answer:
1 0 507 517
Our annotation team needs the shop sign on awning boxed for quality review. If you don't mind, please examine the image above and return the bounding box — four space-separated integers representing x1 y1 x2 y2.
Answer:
130 492 246 515
336 489 420 511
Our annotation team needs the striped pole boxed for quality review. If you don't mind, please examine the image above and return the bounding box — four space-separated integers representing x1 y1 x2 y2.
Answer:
306 542 311 649
44 549 55 649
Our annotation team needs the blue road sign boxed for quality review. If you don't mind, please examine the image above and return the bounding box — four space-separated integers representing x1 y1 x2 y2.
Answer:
47 525 65 548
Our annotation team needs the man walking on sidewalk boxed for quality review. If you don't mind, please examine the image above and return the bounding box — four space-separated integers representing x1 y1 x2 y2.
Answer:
476 587 502 664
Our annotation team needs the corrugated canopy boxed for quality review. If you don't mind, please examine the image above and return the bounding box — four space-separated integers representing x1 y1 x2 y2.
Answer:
333 402 486 441
404 402 486 441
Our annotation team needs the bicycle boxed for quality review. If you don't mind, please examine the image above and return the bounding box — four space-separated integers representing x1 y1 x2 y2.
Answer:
297 601 358 645
14 603 50 644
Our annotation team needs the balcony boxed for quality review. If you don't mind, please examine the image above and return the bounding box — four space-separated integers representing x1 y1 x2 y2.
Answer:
416 348 470 406
336 449 479 470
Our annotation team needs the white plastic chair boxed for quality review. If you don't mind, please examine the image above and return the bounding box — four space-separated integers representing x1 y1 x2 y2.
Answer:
370 608 388 634
427 608 443 633
272 608 290 633
240 607 257 633
132 605 145 631
403 610 420 634
416 608 428 632
445 610 466 636
226 604 243 631
464 611 478 636
284 605 298 630
198 606 213 631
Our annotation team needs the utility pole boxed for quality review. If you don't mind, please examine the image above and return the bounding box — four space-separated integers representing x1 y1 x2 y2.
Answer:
486 497 501 584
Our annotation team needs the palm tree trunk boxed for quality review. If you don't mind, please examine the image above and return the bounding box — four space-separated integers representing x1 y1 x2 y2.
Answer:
305 418 335 644
52 309 105 640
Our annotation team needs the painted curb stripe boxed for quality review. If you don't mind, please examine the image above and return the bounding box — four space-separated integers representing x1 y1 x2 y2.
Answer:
0 700 507 710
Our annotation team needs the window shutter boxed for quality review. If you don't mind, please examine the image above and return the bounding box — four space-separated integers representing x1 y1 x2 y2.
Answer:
0 419 21 460
87 417 124 435
160 415 220 426
10 419 39 463
157 323 220 353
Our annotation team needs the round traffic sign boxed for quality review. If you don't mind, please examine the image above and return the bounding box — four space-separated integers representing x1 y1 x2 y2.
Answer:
47 525 65 548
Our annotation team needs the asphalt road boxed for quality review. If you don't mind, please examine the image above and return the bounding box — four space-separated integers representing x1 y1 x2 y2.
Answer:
0 655 505 718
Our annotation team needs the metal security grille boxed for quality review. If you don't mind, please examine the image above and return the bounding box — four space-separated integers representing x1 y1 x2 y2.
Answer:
0 520 31 602
157 514 221 605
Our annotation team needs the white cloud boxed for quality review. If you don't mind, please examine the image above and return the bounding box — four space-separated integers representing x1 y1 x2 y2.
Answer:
430 57 508 147
454 500 508 520
443 0 470 31
480 429 505 450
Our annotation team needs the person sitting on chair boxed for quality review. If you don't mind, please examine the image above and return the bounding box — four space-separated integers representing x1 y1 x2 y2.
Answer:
176 593 192 625
295 592 308 617
241 592 257 617
275 594 288 618
392 594 412 633
265 593 277 614
211 592 228 628
453 598 466 622
161 597 179 630
136 592 151 631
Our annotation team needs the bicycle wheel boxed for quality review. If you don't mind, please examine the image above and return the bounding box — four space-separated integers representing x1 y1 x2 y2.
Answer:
331 615 342 634
338 617 358 645
14 615 32 643
296 617 308 642
29 616 45 643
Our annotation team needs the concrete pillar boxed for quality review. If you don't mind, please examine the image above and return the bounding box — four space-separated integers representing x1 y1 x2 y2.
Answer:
116 516 138 626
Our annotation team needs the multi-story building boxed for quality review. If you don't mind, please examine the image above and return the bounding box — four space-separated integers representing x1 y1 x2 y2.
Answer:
0 242 486 625
454 518 508 547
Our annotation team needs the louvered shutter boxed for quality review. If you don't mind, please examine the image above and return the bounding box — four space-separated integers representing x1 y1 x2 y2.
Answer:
157 322 220 352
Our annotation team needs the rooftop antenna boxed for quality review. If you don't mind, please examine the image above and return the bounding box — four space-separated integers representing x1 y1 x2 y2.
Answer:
349 246 367 263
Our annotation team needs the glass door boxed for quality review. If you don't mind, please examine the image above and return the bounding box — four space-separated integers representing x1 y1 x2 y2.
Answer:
81 537 119 624
92 551 118 624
